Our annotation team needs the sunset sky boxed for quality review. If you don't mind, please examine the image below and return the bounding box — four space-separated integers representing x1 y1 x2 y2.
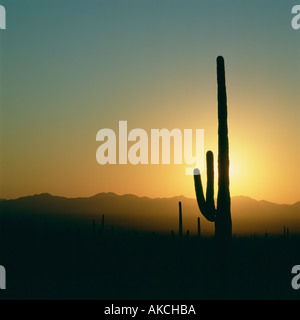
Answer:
0 0 299 204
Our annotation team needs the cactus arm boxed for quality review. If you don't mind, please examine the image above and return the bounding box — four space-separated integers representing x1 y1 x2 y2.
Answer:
193 151 216 222
193 171 207 216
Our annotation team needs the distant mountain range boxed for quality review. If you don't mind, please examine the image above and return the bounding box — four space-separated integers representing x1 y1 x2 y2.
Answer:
0 193 299 235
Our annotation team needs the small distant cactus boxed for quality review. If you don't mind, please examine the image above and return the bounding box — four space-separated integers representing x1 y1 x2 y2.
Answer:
284 226 289 240
179 201 183 238
197 217 201 238
101 214 104 233
92 220 96 234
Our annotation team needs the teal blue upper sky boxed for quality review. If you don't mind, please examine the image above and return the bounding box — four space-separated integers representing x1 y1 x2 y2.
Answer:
1 0 299 119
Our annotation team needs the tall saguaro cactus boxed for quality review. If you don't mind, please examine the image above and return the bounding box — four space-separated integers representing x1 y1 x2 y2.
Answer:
194 56 232 242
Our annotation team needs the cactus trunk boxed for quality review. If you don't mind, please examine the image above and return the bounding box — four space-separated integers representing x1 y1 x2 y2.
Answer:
216 56 232 242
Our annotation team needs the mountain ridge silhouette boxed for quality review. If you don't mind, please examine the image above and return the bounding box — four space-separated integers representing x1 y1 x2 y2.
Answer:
0 192 299 235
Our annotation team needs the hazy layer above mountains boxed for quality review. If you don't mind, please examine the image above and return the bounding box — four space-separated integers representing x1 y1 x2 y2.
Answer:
0 193 299 235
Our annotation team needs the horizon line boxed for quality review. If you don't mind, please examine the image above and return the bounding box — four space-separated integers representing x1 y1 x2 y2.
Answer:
1 191 299 206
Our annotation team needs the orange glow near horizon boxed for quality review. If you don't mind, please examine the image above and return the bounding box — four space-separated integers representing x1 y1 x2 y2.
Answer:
1 90 299 205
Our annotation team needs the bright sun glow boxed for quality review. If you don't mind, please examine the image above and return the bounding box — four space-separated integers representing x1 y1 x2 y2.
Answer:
229 162 236 179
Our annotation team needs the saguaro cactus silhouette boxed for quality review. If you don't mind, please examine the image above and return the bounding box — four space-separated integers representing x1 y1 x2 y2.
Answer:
193 56 232 243
101 214 105 233
179 201 183 238
92 220 96 235
197 217 201 238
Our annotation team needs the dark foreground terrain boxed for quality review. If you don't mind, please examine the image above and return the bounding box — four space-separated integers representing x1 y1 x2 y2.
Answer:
0 217 299 300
